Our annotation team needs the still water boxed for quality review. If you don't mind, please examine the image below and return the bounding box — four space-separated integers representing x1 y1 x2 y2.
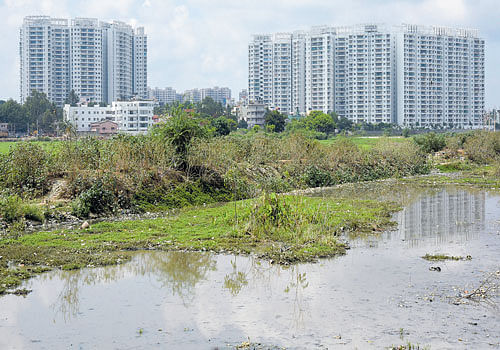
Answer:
1 186 499 349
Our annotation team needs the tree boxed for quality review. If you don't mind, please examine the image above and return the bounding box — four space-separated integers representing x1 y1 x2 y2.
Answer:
24 90 52 125
23 90 62 134
211 116 236 136
65 90 79 106
237 119 248 129
40 108 58 133
264 110 287 133
197 97 224 118
304 111 336 136
336 116 353 132
0 99 24 131
61 120 77 140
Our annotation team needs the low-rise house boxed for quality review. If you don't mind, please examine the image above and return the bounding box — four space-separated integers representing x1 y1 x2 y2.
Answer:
0 123 9 137
90 120 118 137
239 103 267 128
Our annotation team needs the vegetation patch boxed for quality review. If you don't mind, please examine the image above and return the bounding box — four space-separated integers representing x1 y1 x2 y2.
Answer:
0 194 400 294
434 161 473 173
422 254 471 261
389 343 430 350
0 195 44 224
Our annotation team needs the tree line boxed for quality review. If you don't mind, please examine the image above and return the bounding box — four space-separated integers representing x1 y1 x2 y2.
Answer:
0 90 65 135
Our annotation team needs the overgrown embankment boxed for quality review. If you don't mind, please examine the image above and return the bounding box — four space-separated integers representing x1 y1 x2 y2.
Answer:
0 194 400 294
0 116 430 226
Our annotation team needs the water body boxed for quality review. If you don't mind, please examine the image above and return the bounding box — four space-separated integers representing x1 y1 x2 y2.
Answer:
0 186 499 349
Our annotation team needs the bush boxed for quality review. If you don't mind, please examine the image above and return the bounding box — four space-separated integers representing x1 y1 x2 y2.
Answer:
248 192 293 236
303 165 335 188
71 181 116 218
0 195 44 223
153 112 209 169
22 204 44 222
463 131 500 164
0 195 24 223
413 133 446 153
0 143 52 197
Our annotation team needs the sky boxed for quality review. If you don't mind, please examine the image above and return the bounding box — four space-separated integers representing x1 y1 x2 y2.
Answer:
0 0 498 108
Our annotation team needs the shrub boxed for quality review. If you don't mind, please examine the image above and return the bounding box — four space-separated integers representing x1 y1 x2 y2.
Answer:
463 131 500 164
0 143 52 197
0 195 24 223
303 165 335 188
248 192 293 236
22 204 44 223
0 195 44 223
133 180 231 212
71 181 116 218
153 112 209 169
413 132 446 153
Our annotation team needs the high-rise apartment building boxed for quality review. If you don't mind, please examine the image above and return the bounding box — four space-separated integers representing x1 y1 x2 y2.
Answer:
133 27 148 100
248 35 273 107
20 16 147 106
148 86 232 106
395 24 484 128
238 89 248 104
148 87 180 105
248 24 485 128
70 18 104 103
200 86 231 105
183 89 202 103
19 17 70 107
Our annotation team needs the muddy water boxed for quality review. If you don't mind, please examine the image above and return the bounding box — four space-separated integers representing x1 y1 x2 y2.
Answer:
1 186 499 349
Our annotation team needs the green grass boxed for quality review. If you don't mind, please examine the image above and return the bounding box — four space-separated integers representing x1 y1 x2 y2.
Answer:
0 140 61 155
434 161 473 173
403 171 500 189
0 194 400 294
319 136 411 150
422 254 470 261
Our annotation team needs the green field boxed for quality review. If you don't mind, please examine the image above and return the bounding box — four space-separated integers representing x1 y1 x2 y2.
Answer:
319 136 411 150
0 140 61 154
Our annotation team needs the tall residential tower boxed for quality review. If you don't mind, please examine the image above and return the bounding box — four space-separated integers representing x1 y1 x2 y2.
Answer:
248 24 485 128
20 16 147 106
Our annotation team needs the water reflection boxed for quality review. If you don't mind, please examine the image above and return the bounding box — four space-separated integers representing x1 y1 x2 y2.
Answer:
43 251 216 320
1 186 498 349
223 258 249 296
394 188 485 246
222 256 310 330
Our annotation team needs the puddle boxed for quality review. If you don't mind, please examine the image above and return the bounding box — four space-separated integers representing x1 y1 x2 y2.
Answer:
0 186 499 349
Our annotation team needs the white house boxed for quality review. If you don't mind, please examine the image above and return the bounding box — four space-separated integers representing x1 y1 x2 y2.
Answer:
63 100 155 135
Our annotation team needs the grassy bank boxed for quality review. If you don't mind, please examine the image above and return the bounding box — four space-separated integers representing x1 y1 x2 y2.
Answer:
0 194 400 294
402 165 500 189
0 140 60 155
0 128 429 223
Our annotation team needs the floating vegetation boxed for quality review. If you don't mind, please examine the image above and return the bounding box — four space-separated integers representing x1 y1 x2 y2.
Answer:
422 254 472 261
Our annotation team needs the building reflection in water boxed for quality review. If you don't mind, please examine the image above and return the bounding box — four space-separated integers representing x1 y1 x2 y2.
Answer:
394 188 485 247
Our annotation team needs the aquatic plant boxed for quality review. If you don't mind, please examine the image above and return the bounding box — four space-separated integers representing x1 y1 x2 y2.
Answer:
422 254 470 261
